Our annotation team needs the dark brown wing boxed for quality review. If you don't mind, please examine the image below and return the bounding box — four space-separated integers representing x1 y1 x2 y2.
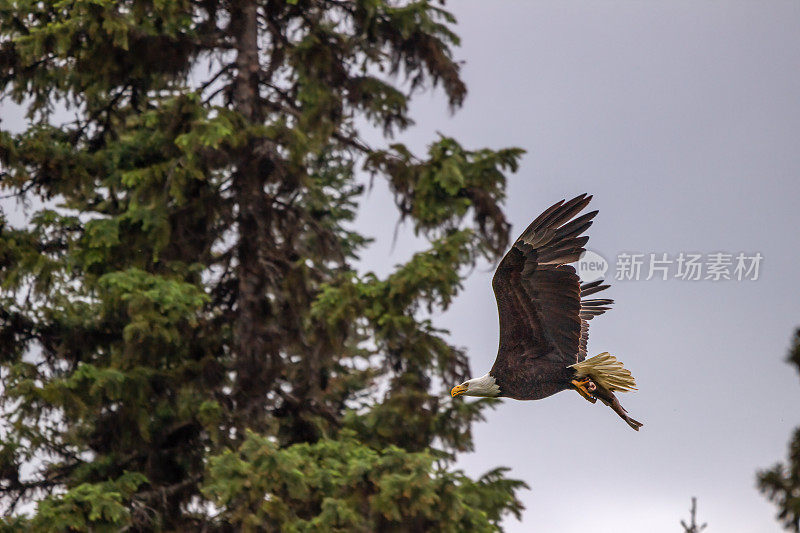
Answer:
490 194 608 380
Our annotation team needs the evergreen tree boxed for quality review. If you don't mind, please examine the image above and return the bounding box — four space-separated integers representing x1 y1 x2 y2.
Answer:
0 1 527 530
758 328 800 532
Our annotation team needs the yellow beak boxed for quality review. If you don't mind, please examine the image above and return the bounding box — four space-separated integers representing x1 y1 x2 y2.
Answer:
451 384 468 397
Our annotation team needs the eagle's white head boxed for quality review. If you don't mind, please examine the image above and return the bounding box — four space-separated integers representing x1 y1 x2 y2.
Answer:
450 373 500 398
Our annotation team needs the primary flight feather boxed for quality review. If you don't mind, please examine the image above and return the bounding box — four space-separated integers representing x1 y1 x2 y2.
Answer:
450 194 643 430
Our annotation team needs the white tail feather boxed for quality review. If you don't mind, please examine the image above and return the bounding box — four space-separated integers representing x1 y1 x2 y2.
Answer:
570 352 637 392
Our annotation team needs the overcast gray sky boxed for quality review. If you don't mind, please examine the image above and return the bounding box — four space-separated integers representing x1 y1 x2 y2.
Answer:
3 1 800 531
357 1 800 531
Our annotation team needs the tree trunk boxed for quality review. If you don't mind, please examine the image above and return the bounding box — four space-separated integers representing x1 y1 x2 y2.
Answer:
230 0 277 428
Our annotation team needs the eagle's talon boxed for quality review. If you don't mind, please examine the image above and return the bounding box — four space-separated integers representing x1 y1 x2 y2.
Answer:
571 378 597 403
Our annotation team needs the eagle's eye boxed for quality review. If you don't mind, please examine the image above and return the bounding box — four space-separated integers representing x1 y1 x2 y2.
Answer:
586 381 597 392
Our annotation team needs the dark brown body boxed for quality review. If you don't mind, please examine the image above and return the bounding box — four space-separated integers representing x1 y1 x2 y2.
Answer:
492 354 575 400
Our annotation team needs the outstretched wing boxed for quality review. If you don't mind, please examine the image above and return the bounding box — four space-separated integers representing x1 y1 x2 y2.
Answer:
490 194 612 378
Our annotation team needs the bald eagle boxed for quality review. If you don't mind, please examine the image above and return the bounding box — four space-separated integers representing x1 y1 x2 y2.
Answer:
450 194 643 430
